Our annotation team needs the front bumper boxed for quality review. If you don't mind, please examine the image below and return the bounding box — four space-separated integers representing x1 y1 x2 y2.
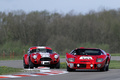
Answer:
31 57 59 65
67 61 105 69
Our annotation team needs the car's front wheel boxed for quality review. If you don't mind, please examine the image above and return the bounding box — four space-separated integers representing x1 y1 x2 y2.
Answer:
106 64 109 71
100 65 106 71
55 61 60 69
67 65 75 72
50 64 54 69
100 63 109 71
23 58 29 69
29 57 34 69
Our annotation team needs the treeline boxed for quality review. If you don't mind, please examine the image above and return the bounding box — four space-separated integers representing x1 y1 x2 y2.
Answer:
0 9 120 55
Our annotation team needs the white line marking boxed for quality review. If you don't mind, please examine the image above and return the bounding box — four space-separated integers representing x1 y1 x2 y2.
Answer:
0 67 68 79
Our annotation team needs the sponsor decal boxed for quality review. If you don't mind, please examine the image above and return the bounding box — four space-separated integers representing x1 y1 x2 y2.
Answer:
40 52 50 57
79 56 93 59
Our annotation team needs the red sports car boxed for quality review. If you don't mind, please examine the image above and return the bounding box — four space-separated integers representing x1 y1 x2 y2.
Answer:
23 46 60 69
66 47 111 71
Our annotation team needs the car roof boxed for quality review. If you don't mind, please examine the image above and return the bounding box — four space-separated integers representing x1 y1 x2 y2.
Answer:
75 47 100 50
29 46 52 51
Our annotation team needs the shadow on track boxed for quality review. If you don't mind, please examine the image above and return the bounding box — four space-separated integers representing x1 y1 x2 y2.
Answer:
70 69 109 72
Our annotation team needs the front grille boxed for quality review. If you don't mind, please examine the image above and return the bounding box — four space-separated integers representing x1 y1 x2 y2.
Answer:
75 64 86 68
54 61 57 62
34 61 37 63
94 64 97 68
44 62 50 65
79 64 86 68
74 64 76 67
40 58 52 61
80 61 90 62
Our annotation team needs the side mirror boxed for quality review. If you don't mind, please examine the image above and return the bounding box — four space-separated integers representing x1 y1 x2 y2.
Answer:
106 53 110 56
66 53 69 55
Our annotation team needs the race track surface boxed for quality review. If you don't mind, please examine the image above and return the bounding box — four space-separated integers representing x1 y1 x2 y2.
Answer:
0 56 120 80
0 56 119 68
1 69 120 80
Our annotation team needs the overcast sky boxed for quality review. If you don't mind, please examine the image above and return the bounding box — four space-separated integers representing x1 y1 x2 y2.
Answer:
1 0 120 14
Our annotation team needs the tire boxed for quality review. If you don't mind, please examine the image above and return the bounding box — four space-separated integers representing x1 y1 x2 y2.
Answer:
106 64 109 71
100 59 109 72
100 64 106 71
35 65 38 68
67 65 75 72
55 61 60 69
50 65 54 69
29 57 34 69
23 58 29 69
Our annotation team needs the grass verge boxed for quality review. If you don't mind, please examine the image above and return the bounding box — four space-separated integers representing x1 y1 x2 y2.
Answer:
0 66 22 75
110 53 120 56
60 60 120 69
60 55 65 58
109 60 120 69
0 56 23 60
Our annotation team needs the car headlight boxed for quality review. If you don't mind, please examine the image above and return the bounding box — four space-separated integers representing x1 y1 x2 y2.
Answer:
96 58 103 62
54 55 58 59
68 58 75 62
33 55 37 59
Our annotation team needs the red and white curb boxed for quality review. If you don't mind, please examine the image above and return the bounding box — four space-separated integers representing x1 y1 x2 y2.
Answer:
0 67 68 79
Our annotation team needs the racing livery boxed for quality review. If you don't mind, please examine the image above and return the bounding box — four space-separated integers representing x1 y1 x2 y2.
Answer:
66 47 111 71
23 46 60 69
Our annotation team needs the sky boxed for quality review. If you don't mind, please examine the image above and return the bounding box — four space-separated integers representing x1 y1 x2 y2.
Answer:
1 0 120 14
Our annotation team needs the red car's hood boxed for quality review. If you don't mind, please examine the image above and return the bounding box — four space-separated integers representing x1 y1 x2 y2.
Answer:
32 52 50 58
38 52 50 57
74 55 105 61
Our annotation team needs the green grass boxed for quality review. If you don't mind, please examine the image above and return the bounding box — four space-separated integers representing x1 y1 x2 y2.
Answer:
0 66 22 75
0 56 23 60
110 53 120 56
109 60 120 69
60 62 67 69
60 60 120 69
60 55 65 58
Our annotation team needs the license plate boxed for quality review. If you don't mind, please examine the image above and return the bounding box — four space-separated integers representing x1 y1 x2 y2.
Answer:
42 61 50 65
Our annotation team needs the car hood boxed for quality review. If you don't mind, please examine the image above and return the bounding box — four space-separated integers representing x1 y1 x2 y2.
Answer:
38 52 50 57
74 55 103 61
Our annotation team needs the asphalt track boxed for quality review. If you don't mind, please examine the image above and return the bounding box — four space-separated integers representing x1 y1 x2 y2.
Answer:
1 69 120 80
0 56 119 68
0 56 120 80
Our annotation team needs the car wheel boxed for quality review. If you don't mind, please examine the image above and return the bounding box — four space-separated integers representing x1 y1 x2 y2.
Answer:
106 64 109 71
29 57 34 69
55 61 60 69
100 64 106 71
50 65 54 69
23 58 29 69
67 65 75 72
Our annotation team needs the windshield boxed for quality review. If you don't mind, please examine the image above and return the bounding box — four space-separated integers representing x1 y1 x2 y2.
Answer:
74 49 103 55
30 49 53 54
